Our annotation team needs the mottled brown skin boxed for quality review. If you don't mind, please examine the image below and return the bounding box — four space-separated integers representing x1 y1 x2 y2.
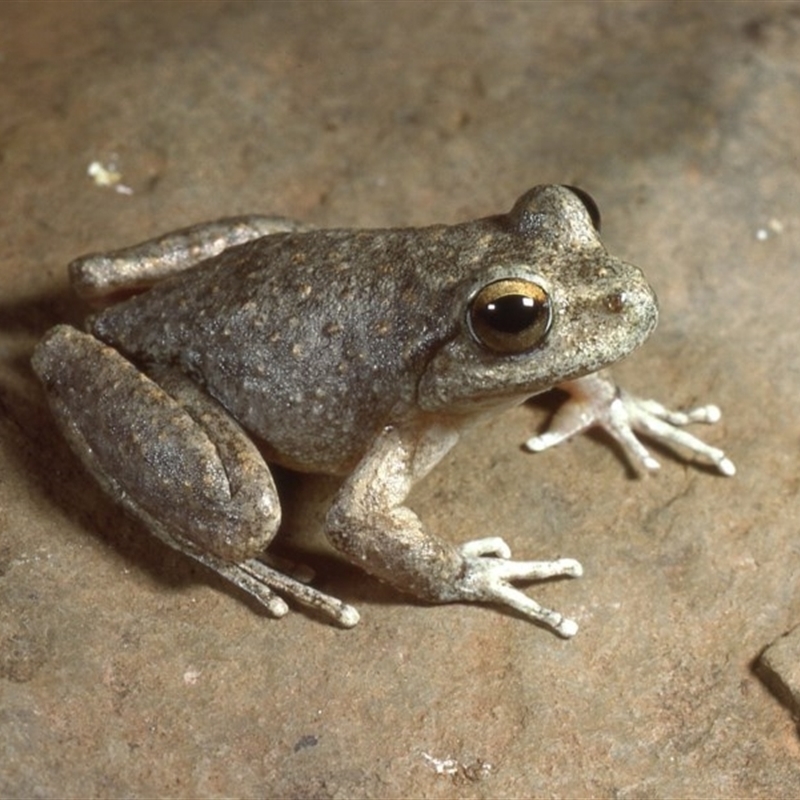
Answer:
32 186 662 635
87 189 656 473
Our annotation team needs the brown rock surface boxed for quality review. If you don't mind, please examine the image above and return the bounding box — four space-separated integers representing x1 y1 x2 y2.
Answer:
2 2 800 796
758 625 800 721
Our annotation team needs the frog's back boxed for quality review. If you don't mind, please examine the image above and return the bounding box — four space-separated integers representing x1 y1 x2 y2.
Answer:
90 223 493 473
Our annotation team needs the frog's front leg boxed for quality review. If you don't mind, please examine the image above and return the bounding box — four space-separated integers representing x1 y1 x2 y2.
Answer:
32 325 359 627
326 423 582 637
525 370 735 476
69 215 312 304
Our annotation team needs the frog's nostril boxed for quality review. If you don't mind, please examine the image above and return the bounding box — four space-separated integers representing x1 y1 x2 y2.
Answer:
603 281 657 319
605 291 627 314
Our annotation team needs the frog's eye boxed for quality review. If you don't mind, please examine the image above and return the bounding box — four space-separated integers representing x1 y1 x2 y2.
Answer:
562 185 601 231
468 278 552 354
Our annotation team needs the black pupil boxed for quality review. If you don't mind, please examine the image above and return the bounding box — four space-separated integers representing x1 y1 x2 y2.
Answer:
480 294 541 334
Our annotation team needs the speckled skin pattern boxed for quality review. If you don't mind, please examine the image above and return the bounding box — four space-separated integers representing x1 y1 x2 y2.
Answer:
31 186 659 633
89 186 656 472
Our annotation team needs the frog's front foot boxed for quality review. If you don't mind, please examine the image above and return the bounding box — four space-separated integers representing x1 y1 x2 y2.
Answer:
525 371 735 477
455 538 583 637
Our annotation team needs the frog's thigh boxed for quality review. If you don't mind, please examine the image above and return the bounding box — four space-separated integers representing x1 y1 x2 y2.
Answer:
33 325 280 563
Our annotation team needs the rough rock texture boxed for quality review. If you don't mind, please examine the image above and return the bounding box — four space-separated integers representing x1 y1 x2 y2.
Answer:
2 2 800 797
757 625 800 722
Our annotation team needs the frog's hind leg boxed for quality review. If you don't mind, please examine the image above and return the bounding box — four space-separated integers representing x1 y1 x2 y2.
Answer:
32 324 358 627
69 215 313 305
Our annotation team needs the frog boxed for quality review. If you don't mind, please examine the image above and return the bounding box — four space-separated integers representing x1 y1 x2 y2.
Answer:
31 185 734 638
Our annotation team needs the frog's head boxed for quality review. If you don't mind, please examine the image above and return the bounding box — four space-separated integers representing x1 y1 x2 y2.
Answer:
417 185 659 414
